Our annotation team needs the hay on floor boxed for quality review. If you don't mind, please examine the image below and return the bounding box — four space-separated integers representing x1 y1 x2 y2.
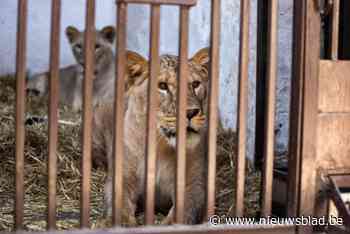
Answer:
0 76 260 231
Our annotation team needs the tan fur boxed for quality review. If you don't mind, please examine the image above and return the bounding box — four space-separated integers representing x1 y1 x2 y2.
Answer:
92 48 210 225
26 26 146 111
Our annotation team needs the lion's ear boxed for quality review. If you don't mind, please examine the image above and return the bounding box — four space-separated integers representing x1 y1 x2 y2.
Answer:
100 26 116 44
125 50 148 88
191 47 210 69
66 26 80 44
126 50 148 76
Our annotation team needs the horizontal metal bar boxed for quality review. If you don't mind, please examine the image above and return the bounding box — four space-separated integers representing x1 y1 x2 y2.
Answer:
329 174 350 188
117 0 197 6
329 175 350 227
17 224 296 234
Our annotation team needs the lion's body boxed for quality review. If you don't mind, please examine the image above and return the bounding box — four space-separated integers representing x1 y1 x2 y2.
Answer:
93 48 210 225
26 26 116 111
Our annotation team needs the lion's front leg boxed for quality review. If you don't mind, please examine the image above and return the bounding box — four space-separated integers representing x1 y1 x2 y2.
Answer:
161 206 174 225
104 147 139 226
161 185 205 225
184 182 206 225
104 174 138 226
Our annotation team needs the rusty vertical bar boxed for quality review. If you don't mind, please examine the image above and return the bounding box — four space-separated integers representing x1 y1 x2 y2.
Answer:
206 0 221 219
261 0 278 217
330 0 340 60
234 0 250 218
15 0 28 230
112 2 127 226
175 6 189 224
144 4 160 225
80 0 96 228
254 0 268 170
287 0 305 218
296 0 321 233
47 0 61 230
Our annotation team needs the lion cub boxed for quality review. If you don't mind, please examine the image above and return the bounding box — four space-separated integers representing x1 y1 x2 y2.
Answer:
93 48 210 225
26 26 116 111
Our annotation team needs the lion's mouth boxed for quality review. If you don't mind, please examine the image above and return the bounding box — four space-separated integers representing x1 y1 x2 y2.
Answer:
160 125 199 139
187 126 199 134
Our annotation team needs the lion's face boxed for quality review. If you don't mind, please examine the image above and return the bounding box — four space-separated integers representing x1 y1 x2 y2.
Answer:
157 52 209 149
128 48 209 149
65 25 116 76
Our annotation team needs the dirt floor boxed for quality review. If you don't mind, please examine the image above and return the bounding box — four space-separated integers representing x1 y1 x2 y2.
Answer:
0 76 261 231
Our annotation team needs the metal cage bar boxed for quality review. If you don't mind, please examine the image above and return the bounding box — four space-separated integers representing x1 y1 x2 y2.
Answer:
80 0 96 228
15 0 28 230
112 2 128 227
261 0 278 217
206 0 221 219
47 0 61 230
330 0 340 60
329 174 350 228
175 6 190 224
287 0 305 218
144 4 161 225
235 0 250 218
290 1 321 233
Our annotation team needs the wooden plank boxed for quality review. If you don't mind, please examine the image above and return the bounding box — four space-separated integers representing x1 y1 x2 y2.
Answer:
47 0 61 230
318 60 350 113
15 0 28 230
261 0 278 217
206 0 220 219
112 2 127 226
234 0 250 218
117 0 197 6
144 4 160 225
317 114 350 170
175 6 189 224
80 0 96 228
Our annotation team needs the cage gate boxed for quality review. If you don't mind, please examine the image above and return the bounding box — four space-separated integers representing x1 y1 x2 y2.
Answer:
8 0 349 233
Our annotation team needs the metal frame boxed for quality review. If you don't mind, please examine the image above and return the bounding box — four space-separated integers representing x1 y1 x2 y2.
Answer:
10 0 345 233
287 1 321 234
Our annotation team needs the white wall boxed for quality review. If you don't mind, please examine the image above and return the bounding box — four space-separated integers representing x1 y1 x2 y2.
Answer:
0 0 116 75
0 0 293 160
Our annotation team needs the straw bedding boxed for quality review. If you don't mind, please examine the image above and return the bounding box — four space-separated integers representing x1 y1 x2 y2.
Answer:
0 76 261 231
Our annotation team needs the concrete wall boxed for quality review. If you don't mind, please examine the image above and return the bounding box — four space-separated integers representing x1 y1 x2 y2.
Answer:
0 0 293 159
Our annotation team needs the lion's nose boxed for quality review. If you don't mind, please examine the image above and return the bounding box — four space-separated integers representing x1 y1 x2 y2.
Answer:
186 108 200 120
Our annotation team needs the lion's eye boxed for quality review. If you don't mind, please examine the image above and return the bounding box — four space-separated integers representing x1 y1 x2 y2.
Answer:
158 82 168 91
192 81 201 89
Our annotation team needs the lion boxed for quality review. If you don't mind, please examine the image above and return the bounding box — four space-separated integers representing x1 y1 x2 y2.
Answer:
26 25 146 111
92 48 210 225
